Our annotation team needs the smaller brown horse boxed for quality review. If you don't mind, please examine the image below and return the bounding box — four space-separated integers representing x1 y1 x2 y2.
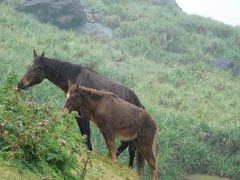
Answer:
62 82 158 180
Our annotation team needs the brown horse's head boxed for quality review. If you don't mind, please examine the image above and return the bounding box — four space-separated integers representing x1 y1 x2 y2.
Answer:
65 80 80 98
18 50 45 90
62 81 81 113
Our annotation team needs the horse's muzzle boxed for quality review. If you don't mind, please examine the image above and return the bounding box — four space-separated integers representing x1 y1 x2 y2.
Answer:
61 107 69 114
17 81 26 90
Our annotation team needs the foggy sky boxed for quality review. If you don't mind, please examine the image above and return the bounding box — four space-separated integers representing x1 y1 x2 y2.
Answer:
176 0 240 26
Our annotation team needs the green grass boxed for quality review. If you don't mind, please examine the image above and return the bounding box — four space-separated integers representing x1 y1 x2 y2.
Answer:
1 0 240 179
0 164 41 180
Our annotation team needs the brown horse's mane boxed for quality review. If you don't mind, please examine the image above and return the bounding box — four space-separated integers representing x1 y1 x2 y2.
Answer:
78 85 117 100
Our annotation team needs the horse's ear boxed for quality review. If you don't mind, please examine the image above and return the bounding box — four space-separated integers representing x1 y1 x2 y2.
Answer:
33 49 37 58
40 51 45 59
76 78 81 86
68 79 74 88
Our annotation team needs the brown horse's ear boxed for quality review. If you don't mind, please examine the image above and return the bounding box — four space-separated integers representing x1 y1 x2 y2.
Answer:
40 51 44 59
76 78 80 85
68 79 74 88
33 49 37 58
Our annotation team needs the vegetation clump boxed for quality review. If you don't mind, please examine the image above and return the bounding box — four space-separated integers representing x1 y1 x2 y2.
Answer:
0 73 87 179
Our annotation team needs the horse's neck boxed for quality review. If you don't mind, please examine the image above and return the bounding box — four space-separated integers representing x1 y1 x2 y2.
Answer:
43 58 72 93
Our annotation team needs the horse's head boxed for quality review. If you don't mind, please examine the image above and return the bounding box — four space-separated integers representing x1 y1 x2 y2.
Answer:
18 50 45 90
65 80 79 98
62 80 82 113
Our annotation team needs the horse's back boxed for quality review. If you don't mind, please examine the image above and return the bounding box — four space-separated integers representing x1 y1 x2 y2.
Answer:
79 69 144 108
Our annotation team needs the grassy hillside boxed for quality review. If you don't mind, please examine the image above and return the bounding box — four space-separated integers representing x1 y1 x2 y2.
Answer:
1 0 240 179
0 164 40 180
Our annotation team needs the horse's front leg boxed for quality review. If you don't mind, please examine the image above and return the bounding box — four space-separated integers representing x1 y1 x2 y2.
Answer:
76 112 92 151
101 129 117 163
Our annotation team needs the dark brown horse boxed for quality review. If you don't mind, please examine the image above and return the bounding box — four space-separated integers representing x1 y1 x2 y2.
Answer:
62 83 158 180
17 50 145 167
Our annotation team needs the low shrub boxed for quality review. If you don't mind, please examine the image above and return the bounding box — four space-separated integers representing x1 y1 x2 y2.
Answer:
0 72 88 179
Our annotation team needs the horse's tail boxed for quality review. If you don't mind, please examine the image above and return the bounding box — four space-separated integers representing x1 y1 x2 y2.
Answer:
130 90 145 109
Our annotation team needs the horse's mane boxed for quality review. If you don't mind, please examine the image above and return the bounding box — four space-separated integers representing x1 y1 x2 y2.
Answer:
42 57 103 81
42 57 73 66
41 57 118 100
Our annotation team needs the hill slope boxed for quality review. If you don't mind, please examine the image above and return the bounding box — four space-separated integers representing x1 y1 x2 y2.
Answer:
1 0 240 179
0 157 138 180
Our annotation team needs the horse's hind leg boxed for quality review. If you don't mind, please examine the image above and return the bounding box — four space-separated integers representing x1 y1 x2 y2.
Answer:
116 141 135 168
136 150 145 176
128 141 136 168
76 113 92 151
138 125 157 180
143 148 157 180
116 141 128 156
